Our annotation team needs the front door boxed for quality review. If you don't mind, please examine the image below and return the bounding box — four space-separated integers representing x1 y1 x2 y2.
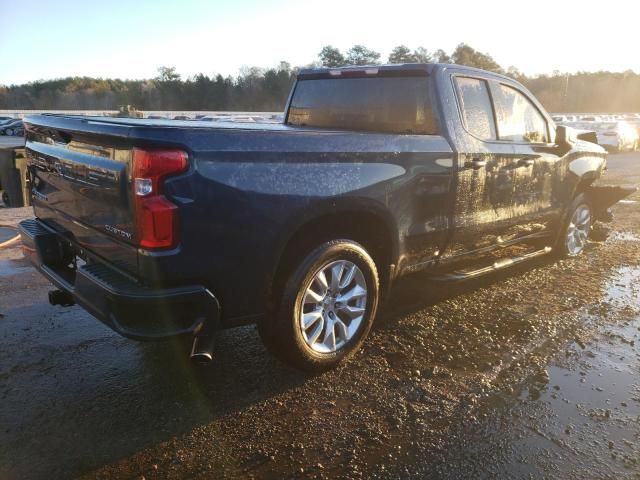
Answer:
488 81 562 241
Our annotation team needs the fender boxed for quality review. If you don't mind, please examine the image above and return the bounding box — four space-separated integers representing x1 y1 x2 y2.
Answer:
272 195 401 278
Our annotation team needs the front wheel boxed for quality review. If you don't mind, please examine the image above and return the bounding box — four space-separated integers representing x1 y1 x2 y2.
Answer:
260 240 379 372
556 195 592 257
4 129 12 136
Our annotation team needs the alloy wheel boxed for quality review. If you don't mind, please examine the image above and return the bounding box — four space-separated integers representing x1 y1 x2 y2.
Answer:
565 204 591 256
299 260 368 353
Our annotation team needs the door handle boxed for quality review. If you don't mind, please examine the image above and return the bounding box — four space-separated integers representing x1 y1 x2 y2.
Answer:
517 158 535 167
465 158 487 170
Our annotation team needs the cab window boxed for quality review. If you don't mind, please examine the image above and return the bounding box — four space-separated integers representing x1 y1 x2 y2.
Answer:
287 76 438 135
454 77 497 141
493 84 549 143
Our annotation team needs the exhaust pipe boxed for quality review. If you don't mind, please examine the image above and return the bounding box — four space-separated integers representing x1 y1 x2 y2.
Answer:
189 291 221 364
190 331 216 364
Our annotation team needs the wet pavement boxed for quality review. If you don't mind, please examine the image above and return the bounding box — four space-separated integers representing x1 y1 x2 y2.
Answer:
424 264 640 479
0 153 639 479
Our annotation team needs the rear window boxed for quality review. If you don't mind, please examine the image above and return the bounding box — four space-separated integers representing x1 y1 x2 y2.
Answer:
454 77 496 141
287 76 438 135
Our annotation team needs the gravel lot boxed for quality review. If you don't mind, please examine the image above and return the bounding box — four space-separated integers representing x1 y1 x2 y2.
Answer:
1 153 639 479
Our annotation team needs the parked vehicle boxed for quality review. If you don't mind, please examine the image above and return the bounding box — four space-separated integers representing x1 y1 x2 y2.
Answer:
551 114 577 124
173 115 190 120
0 146 28 208
19 64 635 371
579 115 603 122
0 119 24 136
621 117 640 138
593 121 639 152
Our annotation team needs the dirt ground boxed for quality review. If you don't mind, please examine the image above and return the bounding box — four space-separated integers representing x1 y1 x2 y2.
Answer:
1 153 639 479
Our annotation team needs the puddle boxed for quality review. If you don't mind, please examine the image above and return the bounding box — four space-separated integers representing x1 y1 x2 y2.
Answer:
476 265 640 477
521 266 640 404
606 265 640 307
0 259 32 277
0 226 18 243
606 230 640 242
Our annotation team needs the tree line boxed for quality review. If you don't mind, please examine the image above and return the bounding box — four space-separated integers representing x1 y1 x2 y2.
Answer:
1 43 638 113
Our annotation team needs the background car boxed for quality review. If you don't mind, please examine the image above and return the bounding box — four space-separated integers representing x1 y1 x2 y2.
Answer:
593 121 638 152
621 116 640 137
551 114 577 125
0 119 24 136
579 115 605 122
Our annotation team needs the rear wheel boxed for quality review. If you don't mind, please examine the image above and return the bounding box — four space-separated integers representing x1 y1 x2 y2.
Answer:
5 129 13 136
259 239 379 372
556 194 592 257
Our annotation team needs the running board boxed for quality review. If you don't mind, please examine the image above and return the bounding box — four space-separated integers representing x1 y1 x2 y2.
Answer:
432 247 553 281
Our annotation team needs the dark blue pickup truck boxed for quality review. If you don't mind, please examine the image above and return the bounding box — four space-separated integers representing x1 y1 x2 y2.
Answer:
19 64 634 371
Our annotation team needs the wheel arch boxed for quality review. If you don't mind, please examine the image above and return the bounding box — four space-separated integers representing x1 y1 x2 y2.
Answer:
270 202 399 308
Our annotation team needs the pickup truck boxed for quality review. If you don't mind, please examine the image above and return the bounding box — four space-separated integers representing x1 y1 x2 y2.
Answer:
18 63 634 372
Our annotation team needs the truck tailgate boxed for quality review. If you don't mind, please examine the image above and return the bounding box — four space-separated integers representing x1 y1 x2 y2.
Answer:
25 121 140 275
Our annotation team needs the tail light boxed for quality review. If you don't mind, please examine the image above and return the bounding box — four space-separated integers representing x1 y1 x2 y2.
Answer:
132 148 188 249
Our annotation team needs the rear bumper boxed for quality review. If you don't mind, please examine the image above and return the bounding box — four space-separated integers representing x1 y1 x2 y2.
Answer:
18 218 220 340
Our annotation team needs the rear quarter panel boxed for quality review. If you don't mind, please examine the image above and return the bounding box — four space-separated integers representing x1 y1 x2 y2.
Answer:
173 128 454 323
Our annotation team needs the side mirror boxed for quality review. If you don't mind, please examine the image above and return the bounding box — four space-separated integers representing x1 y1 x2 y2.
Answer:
555 125 570 146
576 130 598 145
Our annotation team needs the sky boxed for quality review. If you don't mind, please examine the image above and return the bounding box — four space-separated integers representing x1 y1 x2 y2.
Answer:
0 0 638 85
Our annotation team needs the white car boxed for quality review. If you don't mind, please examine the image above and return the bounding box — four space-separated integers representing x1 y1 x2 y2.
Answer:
594 121 639 152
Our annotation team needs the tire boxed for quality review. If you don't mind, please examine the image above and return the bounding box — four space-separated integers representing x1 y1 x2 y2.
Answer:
5 129 13 136
260 239 379 372
555 194 592 258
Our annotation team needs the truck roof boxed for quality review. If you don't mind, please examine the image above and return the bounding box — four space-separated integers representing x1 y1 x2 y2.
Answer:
297 63 515 83
298 63 436 78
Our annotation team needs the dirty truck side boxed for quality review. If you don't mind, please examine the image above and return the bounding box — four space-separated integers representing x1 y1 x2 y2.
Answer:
18 64 634 371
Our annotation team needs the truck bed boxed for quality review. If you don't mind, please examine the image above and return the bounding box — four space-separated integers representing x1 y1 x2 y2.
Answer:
23 113 453 285
27 113 304 135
